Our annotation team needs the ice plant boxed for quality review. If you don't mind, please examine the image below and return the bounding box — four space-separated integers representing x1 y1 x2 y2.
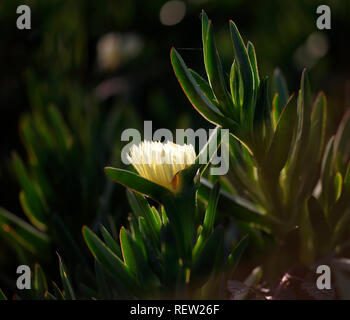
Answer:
127 140 196 191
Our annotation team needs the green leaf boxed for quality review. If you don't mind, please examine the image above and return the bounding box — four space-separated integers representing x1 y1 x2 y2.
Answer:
47 105 73 150
272 94 280 130
0 207 50 255
203 180 220 233
0 289 7 300
229 21 254 122
253 78 273 159
33 263 48 299
189 69 216 104
229 60 241 111
334 172 343 202
57 253 76 300
82 226 139 293
100 225 122 258
226 234 249 277
119 227 138 274
191 225 224 288
285 69 313 197
193 181 220 258
120 227 160 292
334 109 350 173
19 115 40 164
320 137 335 208
105 167 172 202
51 281 65 300
273 68 289 113
264 94 297 176
247 41 260 90
12 153 47 231
19 191 47 231
160 223 180 288
305 92 327 167
126 190 160 247
202 11 234 118
170 47 239 132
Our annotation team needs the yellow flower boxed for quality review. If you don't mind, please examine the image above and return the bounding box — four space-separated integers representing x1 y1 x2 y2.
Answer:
127 140 196 191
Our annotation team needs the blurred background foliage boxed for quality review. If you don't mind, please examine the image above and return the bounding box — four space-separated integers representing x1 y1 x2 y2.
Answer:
0 0 349 298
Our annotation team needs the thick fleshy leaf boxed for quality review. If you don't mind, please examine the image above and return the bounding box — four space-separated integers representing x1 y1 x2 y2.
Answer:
226 234 249 277
100 225 122 258
171 47 239 131
82 226 139 292
47 105 73 151
303 92 327 173
33 263 48 299
310 92 327 158
253 78 273 160
0 207 49 255
120 227 138 274
57 253 76 300
272 68 289 115
104 167 171 202
330 162 350 225
247 41 260 90
12 153 47 230
229 20 254 122
127 190 161 242
189 69 216 104
334 109 350 173
191 225 224 288
203 180 220 234
119 227 160 291
333 172 343 202
264 94 297 176
320 137 335 208
272 94 280 130
193 181 220 258
229 60 241 111
202 11 234 118
285 70 313 198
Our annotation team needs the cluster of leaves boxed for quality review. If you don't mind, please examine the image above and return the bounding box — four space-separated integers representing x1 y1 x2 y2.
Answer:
171 11 350 297
82 128 248 299
0 74 141 298
1 11 349 300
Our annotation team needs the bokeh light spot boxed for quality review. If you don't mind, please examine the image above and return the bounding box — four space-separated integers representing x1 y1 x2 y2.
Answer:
160 1 186 26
